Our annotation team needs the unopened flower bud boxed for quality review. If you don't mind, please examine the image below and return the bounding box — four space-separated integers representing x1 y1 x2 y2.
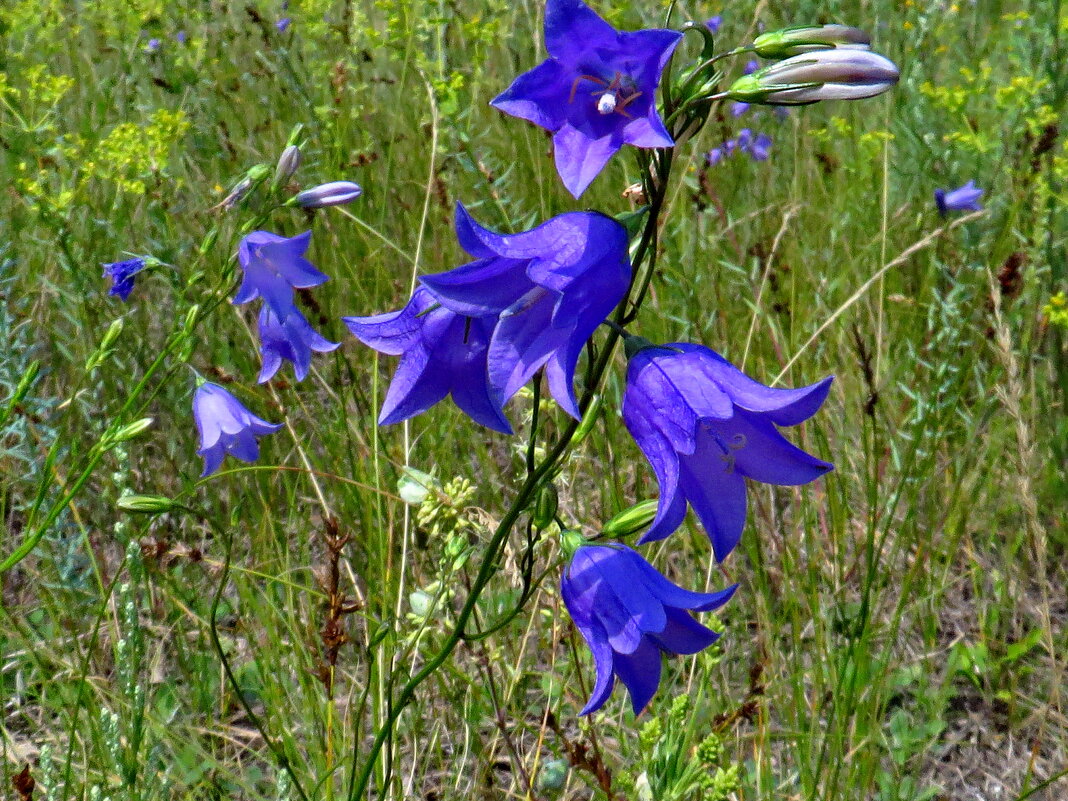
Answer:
117 494 177 514
293 181 362 209
273 144 302 189
602 499 658 538
532 482 559 530
753 24 871 59
728 49 899 105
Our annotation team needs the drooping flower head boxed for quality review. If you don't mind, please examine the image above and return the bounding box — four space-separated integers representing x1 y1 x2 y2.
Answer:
343 285 513 434
192 382 283 477
491 0 683 197
235 230 328 318
420 203 631 419
623 343 833 562
103 257 147 301
561 543 736 715
257 305 339 384
934 180 983 217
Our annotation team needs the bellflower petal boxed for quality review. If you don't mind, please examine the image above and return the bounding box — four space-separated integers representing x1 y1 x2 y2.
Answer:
623 343 833 561
561 544 736 715
343 286 513 434
491 0 682 197
420 204 630 418
934 180 983 217
103 257 147 301
192 383 283 477
235 230 328 317
256 305 340 384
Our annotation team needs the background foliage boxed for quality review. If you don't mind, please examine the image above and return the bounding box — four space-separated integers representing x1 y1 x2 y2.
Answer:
1 1 1066 799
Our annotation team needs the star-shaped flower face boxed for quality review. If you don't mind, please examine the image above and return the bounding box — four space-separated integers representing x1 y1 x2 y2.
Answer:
342 286 513 434
420 203 630 419
491 0 683 197
235 231 329 318
256 305 340 384
561 543 736 715
622 344 834 562
192 382 283 477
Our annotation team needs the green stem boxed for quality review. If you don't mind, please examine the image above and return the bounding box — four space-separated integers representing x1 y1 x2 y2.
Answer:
348 144 677 801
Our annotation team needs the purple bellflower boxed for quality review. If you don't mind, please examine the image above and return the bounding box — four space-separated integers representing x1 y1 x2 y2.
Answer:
934 180 983 217
257 305 339 384
276 17 291 33
704 16 723 35
623 343 833 561
705 129 772 165
145 37 161 53
343 286 513 434
235 230 328 318
103 257 147 301
193 382 283 477
561 543 737 715
419 204 631 419
490 0 682 197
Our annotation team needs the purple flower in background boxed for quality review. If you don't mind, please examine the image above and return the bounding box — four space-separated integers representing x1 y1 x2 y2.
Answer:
276 17 291 33
705 129 772 164
294 181 363 209
731 102 750 117
193 382 282 477
103 257 147 301
934 180 983 217
145 37 161 53
744 59 760 75
623 343 833 561
736 128 772 161
235 230 327 318
176 30 187 44
257 306 339 384
704 16 723 34
490 0 683 197
561 543 736 715
343 286 513 433
420 204 631 419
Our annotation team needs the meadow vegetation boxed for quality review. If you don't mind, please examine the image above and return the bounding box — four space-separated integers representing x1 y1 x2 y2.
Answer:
1 1 1066 800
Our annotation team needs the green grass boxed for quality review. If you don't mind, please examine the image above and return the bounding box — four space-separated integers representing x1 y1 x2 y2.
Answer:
1 1 1066 800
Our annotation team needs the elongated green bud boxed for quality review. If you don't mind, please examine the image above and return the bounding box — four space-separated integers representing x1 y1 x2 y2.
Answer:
117 494 177 513
602 499 658 538
532 482 559 529
569 394 603 447
753 24 870 59
110 417 155 443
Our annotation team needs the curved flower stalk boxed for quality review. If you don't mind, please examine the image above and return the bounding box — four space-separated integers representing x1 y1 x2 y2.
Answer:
343 286 512 434
491 0 682 197
235 230 328 318
561 543 736 715
420 203 631 419
193 382 282 477
622 343 833 561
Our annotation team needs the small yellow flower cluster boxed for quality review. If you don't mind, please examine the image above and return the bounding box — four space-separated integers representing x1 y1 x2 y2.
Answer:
1043 292 1068 330
84 109 191 195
